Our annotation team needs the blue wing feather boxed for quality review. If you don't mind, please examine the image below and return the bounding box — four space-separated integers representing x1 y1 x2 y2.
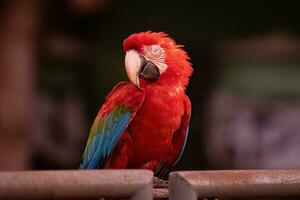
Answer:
79 105 132 169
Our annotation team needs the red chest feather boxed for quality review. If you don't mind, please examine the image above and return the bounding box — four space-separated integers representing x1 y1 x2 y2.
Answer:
127 85 185 166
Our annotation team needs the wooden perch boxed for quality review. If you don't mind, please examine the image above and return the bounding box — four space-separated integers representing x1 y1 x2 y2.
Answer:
170 169 300 200
0 170 153 200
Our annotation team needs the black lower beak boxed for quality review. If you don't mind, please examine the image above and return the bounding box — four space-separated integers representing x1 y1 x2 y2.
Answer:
139 61 160 81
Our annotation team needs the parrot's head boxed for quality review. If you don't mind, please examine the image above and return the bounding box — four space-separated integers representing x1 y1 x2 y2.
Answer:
123 31 193 90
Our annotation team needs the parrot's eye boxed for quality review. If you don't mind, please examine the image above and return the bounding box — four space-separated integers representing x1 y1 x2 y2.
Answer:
140 55 147 68
139 55 160 81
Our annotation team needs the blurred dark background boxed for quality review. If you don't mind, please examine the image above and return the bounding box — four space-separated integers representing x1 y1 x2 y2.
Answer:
0 0 300 170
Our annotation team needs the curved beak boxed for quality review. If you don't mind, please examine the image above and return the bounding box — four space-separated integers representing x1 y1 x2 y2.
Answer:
125 50 141 88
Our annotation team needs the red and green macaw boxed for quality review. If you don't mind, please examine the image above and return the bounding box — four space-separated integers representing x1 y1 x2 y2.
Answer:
79 32 193 177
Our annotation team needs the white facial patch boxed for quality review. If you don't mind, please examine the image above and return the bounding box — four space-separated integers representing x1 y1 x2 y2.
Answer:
141 45 168 74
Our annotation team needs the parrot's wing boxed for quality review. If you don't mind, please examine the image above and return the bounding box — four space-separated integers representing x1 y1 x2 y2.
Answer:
172 126 189 166
79 82 145 169
154 95 191 177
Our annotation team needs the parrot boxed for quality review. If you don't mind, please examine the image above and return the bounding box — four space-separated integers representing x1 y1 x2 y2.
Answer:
79 31 193 178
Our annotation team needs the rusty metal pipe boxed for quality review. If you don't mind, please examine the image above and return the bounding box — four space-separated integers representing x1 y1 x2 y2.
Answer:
0 170 153 199
169 170 300 200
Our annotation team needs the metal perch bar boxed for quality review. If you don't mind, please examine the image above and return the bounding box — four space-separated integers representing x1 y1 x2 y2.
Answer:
0 169 153 200
169 169 300 200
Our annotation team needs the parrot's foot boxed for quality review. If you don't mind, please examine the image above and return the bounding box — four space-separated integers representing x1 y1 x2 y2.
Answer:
142 160 158 170
153 176 168 188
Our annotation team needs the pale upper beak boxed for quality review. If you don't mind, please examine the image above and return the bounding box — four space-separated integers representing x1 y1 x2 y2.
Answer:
125 49 142 88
